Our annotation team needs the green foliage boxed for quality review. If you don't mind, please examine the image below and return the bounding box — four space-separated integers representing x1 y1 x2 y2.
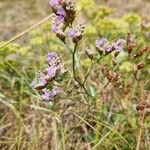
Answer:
0 42 20 54
76 0 96 11
123 13 141 25
119 61 133 72
98 18 129 38
30 36 44 46
90 5 112 20
84 25 97 36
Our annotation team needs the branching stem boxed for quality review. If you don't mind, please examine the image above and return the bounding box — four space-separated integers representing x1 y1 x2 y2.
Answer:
71 43 92 97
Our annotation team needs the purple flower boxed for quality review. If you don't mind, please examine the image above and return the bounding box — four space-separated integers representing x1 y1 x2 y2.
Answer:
31 72 47 90
46 52 65 80
51 15 64 33
95 38 112 53
103 43 112 52
95 38 125 53
95 38 108 48
49 0 66 17
47 67 57 77
112 39 126 52
57 7 66 17
68 28 77 38
31 52 64 100
47 52 58 64
42 88 55 101
50 0 76 36
55 15 64 23
51 24 59 33
68 25 85 40
49 0 59 7
40 79 47 86
68 25 85 43
42 87 61 101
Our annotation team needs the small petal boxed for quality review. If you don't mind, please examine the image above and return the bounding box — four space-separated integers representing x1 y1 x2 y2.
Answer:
112 39 126 52
57 7 66 17
51 24 59 33
47 52 58 63
47 67 56 77
68 28 77 38
95 38 108 48
49 0 59 7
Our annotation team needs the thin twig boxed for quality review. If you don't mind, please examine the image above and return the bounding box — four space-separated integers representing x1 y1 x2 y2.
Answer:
72 43 78 80
71 43 92 97
0 14 52 49
136 108 146 150
72 112 102 136
83 57 102 85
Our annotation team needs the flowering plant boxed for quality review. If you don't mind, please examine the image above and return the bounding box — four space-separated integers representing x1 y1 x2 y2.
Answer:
32 0 149 105
0 0 150 149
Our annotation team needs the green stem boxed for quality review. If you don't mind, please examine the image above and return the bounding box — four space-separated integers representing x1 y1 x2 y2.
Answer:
72 43 92 97
72 43 78 79
83 53 110 88
62 41 73 53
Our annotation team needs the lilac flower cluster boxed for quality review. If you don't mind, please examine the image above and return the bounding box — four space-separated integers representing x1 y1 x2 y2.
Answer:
49 0 76 41
112 39 126 52
42 86 61 101
32 52 66 101
95 38 125 54
68 24 86 43
49 0 86 43
96 38 112 53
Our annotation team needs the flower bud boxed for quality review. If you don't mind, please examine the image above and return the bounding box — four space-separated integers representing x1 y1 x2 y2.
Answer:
56 31 66 42
85 48 95 59
126 33 135 54
137 62 144 70
112 39 126 53
68 24 85 43
134 46 149 59
95 38 112 54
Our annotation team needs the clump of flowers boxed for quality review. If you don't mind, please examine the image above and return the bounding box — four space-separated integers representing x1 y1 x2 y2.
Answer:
32 0 149 102
50 0 86 44
68 24 86 43
50 0 76 42
102 66 121 82
134 47 149 59
41 86 61 101
32 0 87 101
95 38 126 55
31 52 66 101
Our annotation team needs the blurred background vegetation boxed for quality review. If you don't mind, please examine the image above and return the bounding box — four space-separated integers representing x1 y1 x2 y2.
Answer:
1 0 150 40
